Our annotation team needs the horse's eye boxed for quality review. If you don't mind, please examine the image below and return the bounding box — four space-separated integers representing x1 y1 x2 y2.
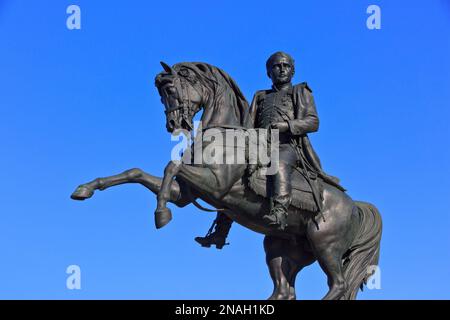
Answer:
179 68 189 77
165 86 176 95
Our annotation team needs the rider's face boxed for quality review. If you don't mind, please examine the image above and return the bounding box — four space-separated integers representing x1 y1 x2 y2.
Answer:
268 57 294 86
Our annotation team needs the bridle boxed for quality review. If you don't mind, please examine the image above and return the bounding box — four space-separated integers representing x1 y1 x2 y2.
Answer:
162 69 204 131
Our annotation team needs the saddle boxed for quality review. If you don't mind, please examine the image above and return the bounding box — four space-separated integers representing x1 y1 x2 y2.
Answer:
247 166 323 214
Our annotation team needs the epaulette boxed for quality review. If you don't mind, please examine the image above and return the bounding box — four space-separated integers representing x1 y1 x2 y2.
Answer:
299 82 313 93
254 89 268 103
255 89 268 96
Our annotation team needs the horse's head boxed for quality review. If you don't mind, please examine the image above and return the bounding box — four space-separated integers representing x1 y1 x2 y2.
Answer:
155 61 252 133
155 62 204 133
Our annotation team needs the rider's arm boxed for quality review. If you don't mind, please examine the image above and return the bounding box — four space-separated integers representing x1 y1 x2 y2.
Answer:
287 85 319 136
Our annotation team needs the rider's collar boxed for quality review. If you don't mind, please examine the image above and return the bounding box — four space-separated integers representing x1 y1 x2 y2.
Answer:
272 82 293 92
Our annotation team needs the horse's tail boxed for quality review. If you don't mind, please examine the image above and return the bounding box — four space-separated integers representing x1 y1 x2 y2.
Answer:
342 201 382 300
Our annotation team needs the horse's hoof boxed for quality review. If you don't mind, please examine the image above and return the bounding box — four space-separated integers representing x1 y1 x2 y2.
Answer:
71 186 94 200
267 292 290 300
154 207 172 229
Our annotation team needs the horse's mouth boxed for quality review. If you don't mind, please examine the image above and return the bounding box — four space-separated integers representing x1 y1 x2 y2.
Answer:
166 119 176 132
166 120 193 133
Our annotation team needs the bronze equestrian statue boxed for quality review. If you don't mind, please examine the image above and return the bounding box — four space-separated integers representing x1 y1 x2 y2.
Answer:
71 53 382 300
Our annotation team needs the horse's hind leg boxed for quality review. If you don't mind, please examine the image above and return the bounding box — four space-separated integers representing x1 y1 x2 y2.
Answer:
307 221 349 300
311 243 347 300
71 168 189 207
264 236 314 300
264 236 290 300
306 189 356 300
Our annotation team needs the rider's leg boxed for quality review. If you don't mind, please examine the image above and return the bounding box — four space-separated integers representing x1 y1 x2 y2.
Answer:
263 144 297 229
195 212 233 249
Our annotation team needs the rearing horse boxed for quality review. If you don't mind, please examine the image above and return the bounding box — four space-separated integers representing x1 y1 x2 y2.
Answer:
71 61 382 300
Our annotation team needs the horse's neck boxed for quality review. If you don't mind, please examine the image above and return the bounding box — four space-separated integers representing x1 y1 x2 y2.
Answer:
200 104 244 130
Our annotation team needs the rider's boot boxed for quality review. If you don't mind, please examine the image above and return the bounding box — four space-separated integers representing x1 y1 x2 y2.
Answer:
262 162 291 230
262 195 290 230
195 213 233 249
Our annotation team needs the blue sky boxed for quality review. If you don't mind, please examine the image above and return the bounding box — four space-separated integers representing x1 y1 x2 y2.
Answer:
0 0 449 299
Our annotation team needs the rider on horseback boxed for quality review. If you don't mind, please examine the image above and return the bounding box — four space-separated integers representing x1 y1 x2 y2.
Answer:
195 52 341 248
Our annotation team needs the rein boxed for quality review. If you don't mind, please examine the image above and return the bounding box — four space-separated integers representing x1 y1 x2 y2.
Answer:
184 177 227 213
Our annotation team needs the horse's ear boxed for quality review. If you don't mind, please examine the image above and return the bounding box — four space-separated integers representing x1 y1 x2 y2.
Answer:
160 61 176 75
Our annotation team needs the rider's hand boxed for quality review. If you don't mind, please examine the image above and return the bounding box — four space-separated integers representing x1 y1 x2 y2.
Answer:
247 164 258 176
270 121 289 133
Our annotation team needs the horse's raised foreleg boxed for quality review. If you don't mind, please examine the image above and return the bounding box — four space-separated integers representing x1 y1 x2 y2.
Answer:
155 162 245 229
71 168 188 207
155 161 183 229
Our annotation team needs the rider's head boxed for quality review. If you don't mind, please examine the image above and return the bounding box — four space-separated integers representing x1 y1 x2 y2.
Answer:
266 52 295 86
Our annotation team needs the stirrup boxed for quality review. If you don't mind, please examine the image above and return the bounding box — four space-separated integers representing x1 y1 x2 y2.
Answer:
262 209 288 230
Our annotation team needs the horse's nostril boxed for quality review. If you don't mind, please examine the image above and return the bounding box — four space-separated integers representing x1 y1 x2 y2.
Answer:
167 119 176 132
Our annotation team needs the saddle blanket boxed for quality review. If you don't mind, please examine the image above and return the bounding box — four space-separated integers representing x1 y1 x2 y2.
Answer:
247 167 323 213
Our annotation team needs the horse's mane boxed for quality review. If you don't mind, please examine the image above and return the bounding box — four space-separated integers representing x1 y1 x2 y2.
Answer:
173 62 252 129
